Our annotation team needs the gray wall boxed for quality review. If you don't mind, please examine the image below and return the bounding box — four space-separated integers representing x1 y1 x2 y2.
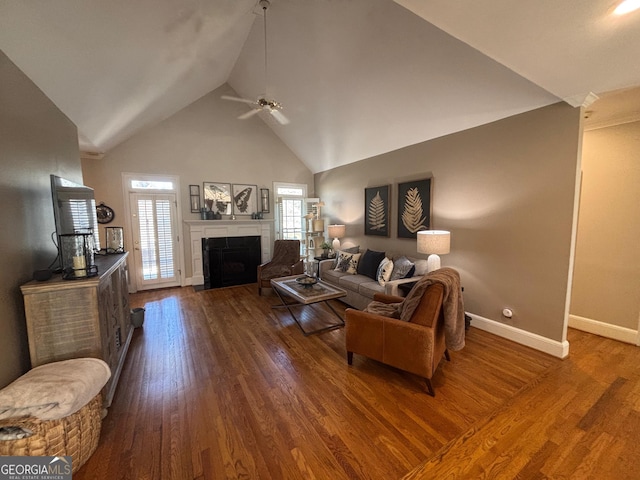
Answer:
0 50 82 388
315 103 582 342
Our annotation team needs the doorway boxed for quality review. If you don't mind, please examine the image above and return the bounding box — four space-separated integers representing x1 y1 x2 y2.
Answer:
123 174 184 291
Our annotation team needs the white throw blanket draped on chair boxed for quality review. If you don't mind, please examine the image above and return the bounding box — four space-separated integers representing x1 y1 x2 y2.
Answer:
0 358 111 421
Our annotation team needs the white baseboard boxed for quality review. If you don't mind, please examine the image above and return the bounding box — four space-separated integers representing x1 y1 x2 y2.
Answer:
568 314 638 345
468 313 570 359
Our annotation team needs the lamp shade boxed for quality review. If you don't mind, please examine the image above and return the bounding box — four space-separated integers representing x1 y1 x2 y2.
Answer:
328 224 346 239
417 230 451 255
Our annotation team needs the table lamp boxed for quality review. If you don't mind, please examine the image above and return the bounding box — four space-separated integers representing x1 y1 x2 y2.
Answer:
417 230 450 272
328 224 346 251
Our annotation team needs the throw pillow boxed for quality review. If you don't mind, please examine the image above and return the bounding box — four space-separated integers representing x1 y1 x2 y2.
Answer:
377 257 394 286
334 252 361 274
389 256 415 280
413 259 429 276
357 249 386 280
332 246 360 268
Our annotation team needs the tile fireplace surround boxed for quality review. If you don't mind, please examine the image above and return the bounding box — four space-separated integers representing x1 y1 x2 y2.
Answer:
185 220 272 286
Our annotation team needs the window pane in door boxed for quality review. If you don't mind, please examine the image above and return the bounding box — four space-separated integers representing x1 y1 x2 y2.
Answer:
156 199 174 278
137 198 174 280
281 198 302 241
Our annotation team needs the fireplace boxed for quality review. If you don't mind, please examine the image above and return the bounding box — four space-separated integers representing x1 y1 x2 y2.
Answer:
185 220 272 287
202 236 261 289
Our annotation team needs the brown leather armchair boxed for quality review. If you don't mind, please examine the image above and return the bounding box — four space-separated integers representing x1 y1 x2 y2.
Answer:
257 240 304 295
345 283 449 396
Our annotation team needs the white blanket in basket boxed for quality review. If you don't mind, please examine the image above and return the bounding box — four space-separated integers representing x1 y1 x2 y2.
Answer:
0 358 111 421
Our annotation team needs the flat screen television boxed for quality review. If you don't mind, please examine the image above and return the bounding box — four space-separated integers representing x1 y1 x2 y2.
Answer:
50 175 101 258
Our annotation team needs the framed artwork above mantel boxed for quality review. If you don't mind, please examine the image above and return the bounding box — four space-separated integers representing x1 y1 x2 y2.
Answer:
231 184 258 216
203 182 232 215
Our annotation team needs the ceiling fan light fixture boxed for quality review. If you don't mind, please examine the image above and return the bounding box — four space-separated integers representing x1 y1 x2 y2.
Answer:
614 0 640 15
221 0 289 125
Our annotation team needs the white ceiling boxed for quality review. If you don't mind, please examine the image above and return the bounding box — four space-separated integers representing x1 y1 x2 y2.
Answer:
1 0 639 173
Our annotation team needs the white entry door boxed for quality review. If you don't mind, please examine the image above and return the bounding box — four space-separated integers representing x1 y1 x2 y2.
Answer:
130 192 180 290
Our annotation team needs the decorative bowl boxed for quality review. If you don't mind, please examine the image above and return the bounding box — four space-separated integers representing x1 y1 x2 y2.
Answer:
296 275 318 287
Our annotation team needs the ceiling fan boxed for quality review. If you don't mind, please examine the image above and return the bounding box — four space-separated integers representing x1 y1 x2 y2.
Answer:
222 0 289 125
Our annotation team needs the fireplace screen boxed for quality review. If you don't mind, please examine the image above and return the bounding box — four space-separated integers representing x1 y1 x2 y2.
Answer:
202 236 261 289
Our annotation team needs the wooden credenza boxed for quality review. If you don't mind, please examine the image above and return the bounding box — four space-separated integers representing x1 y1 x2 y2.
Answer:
20 253 133 408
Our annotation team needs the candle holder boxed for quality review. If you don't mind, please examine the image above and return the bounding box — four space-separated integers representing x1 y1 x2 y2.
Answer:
105 226 125 254
60 233 98 280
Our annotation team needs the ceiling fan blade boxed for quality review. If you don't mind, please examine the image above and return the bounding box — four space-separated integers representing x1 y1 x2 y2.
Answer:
269 109 290 125
221 95 257 106
238 108 262 120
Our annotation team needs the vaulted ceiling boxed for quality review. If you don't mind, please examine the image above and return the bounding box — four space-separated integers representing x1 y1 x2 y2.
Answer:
1 0 639 173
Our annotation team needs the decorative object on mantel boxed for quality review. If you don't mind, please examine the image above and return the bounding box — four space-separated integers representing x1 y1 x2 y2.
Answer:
232 184 258 216
203 182 232 215
189 185 201 213
260 188 270 213
200 208 222 220
59 233 98 279
365 185 390 237
417 230 450 272
397 178 431 239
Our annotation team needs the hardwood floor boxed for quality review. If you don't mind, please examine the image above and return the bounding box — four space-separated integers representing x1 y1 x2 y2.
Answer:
74 285 640 479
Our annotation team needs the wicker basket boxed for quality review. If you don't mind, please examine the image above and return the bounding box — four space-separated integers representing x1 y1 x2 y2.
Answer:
0 393 102 473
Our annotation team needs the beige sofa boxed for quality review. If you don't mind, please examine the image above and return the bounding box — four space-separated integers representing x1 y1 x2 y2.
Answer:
319 252 427 310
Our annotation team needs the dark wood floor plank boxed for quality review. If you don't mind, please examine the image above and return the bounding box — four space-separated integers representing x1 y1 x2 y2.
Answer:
72 285 640 479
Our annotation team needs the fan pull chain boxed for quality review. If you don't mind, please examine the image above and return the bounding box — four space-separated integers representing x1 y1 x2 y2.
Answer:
263 2 269 96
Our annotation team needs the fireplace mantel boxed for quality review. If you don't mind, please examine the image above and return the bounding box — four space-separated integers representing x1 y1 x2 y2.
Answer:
185 220 273 286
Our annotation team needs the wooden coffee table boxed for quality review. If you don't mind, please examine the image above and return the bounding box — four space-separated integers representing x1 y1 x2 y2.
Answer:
270 275 347 336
